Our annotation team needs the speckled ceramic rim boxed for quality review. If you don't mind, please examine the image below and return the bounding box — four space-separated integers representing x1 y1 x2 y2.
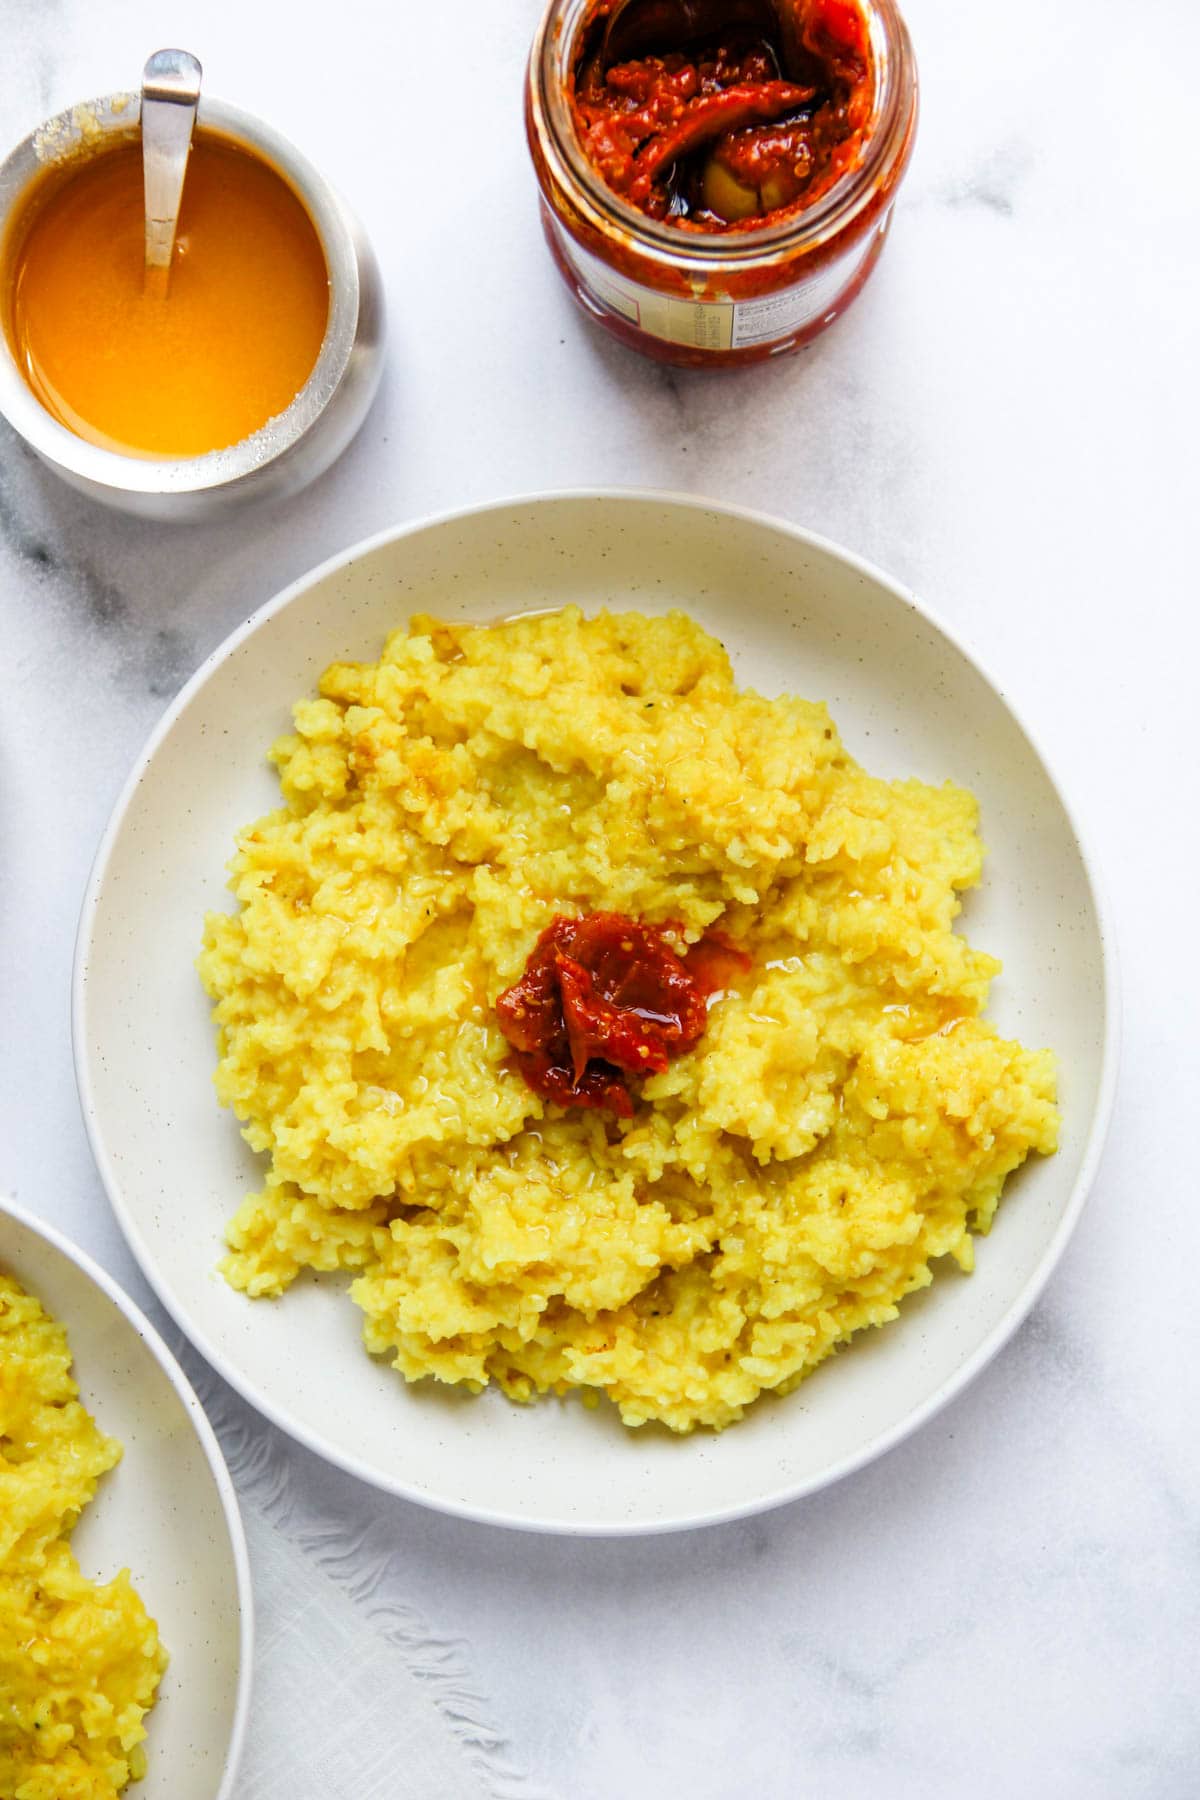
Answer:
71 490 1120 1536
0 1194 255 1787
0 92 362 497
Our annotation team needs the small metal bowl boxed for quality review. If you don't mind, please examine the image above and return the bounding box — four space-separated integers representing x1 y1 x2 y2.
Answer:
0 93 385 520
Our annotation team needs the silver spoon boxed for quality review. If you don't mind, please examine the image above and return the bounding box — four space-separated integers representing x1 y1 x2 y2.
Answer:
141 48 202 291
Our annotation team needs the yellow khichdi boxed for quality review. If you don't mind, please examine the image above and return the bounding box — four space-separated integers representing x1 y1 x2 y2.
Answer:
200 607 1058 1431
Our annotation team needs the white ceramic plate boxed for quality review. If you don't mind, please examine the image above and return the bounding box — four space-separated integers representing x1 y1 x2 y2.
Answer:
0 1198 252 1795
74 492 1117 1534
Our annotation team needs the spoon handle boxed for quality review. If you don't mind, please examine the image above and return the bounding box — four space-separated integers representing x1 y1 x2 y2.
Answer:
141 49 202 275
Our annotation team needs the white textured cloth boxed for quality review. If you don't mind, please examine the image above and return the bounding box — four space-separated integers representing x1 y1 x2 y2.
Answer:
184 1353 539 1800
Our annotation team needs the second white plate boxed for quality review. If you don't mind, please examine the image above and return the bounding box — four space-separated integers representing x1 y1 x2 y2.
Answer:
0 1198 251 1797
73 492 1116 1533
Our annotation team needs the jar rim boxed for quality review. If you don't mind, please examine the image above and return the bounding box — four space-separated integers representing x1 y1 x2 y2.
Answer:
531 0 917 268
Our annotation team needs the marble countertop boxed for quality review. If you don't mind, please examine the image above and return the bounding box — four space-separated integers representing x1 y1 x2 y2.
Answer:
2 0 1197 1794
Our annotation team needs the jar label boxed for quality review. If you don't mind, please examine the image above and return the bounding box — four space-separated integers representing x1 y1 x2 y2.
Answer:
554 221 883 354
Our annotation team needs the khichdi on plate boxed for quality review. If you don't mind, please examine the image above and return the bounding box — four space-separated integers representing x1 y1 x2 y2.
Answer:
73 492 1116 1534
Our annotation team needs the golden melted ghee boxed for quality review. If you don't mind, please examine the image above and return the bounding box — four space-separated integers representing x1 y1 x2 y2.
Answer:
4 132 329 457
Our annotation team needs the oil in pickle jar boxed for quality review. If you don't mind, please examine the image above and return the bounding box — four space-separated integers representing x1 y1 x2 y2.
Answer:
525 0 917 368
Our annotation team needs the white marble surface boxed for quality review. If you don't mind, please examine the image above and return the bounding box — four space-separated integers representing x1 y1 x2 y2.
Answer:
1 0 1197 1793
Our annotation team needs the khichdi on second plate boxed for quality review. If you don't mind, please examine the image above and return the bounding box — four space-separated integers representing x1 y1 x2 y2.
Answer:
0 1199 251 1796
72 492 1116 1533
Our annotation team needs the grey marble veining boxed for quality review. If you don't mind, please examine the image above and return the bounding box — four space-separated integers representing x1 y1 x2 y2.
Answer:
2 0 1198 1794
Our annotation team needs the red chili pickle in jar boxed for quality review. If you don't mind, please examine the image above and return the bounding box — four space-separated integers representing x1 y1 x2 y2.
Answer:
525 0 917 367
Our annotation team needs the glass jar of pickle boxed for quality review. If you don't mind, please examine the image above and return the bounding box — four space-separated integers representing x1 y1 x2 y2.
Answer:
525 0 917 368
